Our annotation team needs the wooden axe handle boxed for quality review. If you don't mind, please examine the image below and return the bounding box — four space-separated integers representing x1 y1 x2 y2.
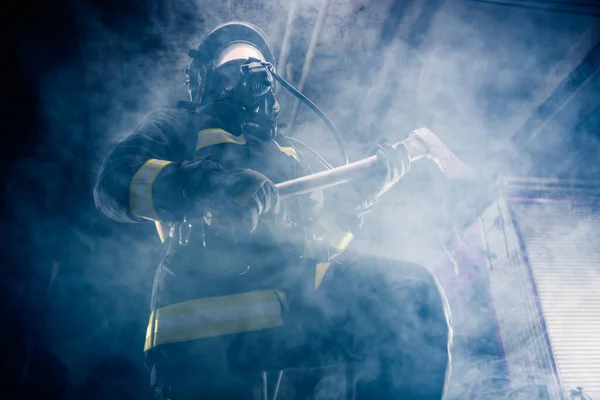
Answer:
275 155 382 199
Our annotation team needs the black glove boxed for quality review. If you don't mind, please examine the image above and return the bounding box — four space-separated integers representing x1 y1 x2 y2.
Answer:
205 168 279 233
180 160 279 233
343 138 410 203
321 138 410 235
360 138 408 197
151 159 278 233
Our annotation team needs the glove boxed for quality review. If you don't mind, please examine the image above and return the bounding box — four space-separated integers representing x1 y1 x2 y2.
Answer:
367 127 477 196
178 160 279 233
371 138 411 197
318 138 410 235
207 169 279 233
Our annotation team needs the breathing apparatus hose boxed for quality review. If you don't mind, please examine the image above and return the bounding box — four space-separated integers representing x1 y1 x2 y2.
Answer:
268 66 349 166
284 136 334 170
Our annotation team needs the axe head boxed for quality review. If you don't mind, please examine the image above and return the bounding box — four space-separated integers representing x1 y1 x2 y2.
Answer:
410 128 478 181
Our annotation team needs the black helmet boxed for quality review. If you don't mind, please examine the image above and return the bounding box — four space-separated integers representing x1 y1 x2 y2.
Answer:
186 22 277 104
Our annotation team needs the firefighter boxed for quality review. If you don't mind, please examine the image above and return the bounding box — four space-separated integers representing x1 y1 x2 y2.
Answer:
94 22 452 399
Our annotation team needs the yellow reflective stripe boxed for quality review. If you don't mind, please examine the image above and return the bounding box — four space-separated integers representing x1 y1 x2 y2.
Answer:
155 289 278 318
274 289 289 311
273 140 299 160
315 262 332 290
318 214 354 251
280 147 298 160
129 159 172 221
144 311 157 351
331 231 354 251
278 146 299 160
149 315 283 350
308 215 354 263
154 221 170 243
144 289 284 351
196 128 246 151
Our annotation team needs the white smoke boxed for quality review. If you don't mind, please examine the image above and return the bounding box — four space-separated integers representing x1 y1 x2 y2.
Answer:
26 0 600 398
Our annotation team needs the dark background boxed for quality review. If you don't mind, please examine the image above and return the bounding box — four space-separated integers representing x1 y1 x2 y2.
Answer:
3 0 600 398
4 1 167 397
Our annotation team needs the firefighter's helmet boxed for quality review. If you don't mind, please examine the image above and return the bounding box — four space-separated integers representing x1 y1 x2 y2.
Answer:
186 22 277 104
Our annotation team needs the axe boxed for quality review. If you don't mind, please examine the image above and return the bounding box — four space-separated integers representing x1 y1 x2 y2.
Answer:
275 128 478 199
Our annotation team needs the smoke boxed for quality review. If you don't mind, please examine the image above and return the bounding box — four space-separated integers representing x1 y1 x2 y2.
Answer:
12 0 600 398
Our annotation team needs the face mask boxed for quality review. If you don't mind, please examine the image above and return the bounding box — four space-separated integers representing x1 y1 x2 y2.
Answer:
204 57 280 139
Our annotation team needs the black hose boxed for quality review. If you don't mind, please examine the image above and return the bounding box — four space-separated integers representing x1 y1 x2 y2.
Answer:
269 67 349 166
283 136 334 170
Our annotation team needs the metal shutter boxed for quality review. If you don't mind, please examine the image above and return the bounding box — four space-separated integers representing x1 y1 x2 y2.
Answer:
511 201 600 398
480 198 563 398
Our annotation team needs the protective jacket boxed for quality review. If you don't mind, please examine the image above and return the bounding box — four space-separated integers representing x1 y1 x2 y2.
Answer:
94 102 365 352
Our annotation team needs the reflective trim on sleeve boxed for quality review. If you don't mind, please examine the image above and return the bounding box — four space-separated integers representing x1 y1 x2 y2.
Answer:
196 128 247 151
129 159 173 221
154 221 171 243
144 289 284 351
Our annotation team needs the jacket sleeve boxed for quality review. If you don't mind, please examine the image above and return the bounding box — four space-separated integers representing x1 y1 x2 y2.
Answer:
93 108 192 223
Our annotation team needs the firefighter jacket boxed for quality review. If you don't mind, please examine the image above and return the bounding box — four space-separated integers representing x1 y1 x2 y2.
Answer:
94 102 361 351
